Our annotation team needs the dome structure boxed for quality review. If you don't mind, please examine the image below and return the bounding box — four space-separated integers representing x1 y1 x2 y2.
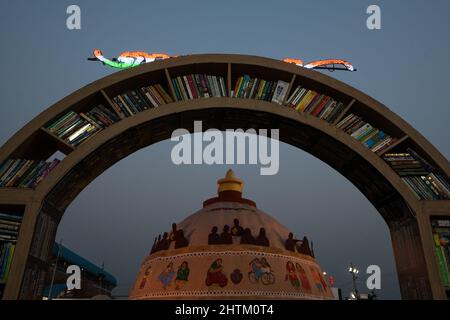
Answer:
129 170 334 300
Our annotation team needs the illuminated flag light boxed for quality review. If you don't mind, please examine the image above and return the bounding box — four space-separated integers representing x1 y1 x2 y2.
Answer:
89 49 176 69
283 57 356 72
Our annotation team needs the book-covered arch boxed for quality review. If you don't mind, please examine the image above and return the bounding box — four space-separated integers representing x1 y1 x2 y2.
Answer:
0 54 448 299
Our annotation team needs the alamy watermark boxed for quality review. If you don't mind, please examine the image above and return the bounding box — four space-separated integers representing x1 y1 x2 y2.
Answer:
366 5 381 30
170 121 279 175
366 265 381 290
66 5 81 30
66 264 81 290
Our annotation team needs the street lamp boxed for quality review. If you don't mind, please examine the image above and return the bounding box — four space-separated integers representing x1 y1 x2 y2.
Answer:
348 263 359 299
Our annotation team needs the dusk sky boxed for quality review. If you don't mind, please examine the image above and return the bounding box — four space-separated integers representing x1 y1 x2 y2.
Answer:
1 0 449 299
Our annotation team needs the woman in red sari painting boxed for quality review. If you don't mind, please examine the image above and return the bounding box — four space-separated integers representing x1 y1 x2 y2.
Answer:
285 261 300 289
295 263 312 293
205 258 228 287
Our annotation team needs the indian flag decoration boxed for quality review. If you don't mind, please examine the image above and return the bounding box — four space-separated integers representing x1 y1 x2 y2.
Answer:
89 49 176 69
88 49 355 72
283 58 356 72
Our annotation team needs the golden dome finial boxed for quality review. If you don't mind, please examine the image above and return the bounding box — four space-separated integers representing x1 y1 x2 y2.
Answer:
217 169 244 193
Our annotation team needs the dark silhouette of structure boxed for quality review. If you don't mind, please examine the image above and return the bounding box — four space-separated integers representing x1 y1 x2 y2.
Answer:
240 228 256 245
208 226 220 245
174 230 188 249
256 228 270 247
231 218 244 237
220 225 233 244
285 232 300 252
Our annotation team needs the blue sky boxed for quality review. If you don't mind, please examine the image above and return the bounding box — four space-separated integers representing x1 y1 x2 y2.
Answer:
1 0 449 299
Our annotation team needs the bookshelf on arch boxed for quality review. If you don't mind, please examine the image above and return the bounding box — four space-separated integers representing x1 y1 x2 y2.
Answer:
1 59 449 200
43 73 174 151
230 65 350 123
384 148 450 200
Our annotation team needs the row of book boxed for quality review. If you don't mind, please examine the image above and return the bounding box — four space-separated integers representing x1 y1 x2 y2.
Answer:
112 84 173 117
0 212 21 243
384 150 450 200
232 76 289 104
432 219 450 286
0 242 15 283
336 113 397 153
29 212 57 261
0 212 22 283
172 74 227 101
0 159 60 188
46 110 104 147
285 86 347 123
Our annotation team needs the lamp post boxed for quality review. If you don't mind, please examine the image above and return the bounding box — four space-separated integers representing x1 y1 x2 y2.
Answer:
322 271 329 286
48 238 63 300
348 263 359 299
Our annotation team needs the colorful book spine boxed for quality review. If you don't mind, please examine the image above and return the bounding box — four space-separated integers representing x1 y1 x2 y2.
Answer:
286 85 346 123
385 151 450 200
172 74 226 101
336 113 396 153
0 159 60 189
0 212 23 283
233 75 287 103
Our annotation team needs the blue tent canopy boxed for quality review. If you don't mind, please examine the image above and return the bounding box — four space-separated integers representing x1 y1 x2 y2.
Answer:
53 243 117 286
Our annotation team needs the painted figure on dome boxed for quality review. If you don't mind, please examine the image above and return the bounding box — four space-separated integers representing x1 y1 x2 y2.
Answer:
175 261 190 290
230 269 243 284
285 261 300 289
205 258 228 287
295 263 312 293
138 265 152 290
310 266 327 293
248 257 275 285
158 262 176 289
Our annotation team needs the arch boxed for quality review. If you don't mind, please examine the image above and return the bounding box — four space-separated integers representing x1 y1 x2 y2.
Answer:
0 54 448 299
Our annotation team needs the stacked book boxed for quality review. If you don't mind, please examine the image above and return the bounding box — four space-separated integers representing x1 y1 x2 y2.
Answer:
432 219 450 286
0 159 60 188
0 242 16 283
0 213 21 243
285 85 346 123
336 113 397 153
46 110 104 147
29 213 57 261
384 149 450 200
232 75 289 105
112 85 173 116
172 74 227 100
0 212 22 283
